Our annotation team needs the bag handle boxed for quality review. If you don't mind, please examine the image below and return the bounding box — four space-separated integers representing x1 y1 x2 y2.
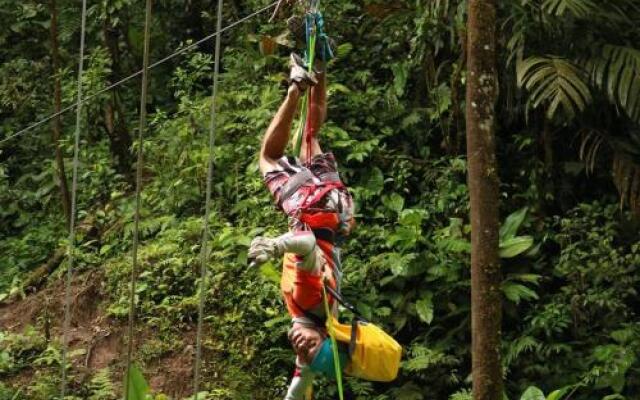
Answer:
324 283 367 323
322 283 364 357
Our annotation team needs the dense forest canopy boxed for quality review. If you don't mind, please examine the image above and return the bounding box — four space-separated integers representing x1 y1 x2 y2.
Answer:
1 0 640 399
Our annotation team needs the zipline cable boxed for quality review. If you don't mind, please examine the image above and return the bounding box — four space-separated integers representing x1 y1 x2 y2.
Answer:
124 0 152 398
60 0 88 397
192 0 224 397
0 0 279 148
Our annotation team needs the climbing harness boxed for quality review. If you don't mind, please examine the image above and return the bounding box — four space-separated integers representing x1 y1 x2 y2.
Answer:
279 165 346 213
60 0 88 397
124 0 153 398
193 0 224 398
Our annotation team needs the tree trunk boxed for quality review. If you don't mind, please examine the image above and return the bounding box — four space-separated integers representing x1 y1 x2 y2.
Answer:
102 18 134 178
465 1 503 400
49 0 72 226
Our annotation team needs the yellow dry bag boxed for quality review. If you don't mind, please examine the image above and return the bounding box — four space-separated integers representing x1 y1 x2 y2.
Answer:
324 286 402 382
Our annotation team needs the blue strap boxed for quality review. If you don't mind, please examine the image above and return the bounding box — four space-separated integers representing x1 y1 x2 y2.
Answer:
304 11 334 63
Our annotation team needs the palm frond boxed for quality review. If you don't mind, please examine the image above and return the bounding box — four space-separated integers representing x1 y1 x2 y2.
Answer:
542 0 597 18
613 153 640 215
579 129 640 215
579 129 606 175
517 56 592 120
585 45 640 122
57 4 82 44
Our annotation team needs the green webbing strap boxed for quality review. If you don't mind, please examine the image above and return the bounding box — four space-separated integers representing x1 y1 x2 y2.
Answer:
322 285 345 400
293 23 318 157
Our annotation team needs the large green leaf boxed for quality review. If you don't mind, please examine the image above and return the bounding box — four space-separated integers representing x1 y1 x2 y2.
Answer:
520 386 545 400
415 293 434 324
125 364 150 400
546 387 570 400
502 282 539 304
499 236 534 258
500 207 528 241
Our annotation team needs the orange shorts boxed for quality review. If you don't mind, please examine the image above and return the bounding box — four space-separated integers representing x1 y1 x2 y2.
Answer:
280 245 337 320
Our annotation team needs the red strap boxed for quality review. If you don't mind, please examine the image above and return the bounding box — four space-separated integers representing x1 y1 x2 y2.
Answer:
299 181 344 210
304 106 315 162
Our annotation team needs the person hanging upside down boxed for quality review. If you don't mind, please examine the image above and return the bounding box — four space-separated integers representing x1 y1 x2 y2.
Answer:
248 53 355 400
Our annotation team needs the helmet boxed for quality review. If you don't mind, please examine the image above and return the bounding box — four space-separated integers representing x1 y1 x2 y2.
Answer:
309 338 348 378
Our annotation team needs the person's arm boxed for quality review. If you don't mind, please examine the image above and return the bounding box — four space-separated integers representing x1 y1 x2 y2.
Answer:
261 54 319 175
300 66 326 163
260 85 301 175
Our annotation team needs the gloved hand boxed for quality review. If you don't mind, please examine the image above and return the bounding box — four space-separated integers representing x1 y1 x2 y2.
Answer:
289 53 318 91
248 236 284 268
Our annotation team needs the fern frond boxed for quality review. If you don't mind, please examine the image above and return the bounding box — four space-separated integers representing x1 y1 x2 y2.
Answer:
57 4 82 44
504 335 542 368
88 368 116 400
517 56 592 120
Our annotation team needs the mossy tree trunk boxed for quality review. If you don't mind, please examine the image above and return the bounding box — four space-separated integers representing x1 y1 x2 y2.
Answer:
465 1 503 399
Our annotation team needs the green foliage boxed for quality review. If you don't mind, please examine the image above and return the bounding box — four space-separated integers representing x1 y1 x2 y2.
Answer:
126 364 150 400
88 369 117 400
0 328 47 375
520 385 571 400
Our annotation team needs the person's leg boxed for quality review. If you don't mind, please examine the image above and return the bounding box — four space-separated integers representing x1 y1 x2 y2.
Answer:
300 65 327 163
260 85 301 175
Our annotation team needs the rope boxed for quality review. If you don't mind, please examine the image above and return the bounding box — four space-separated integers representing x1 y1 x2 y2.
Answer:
60 0 88 396
322 285 345 400
0 1 280 148
192 0 224 397
124 0 152 398
293 12 319 157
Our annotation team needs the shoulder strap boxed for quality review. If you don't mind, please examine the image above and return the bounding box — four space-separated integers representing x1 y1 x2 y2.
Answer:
281 168 314 201
324 284 364 321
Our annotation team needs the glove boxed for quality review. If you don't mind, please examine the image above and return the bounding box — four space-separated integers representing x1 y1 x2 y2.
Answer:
248 236 284 268
289 53 318 91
